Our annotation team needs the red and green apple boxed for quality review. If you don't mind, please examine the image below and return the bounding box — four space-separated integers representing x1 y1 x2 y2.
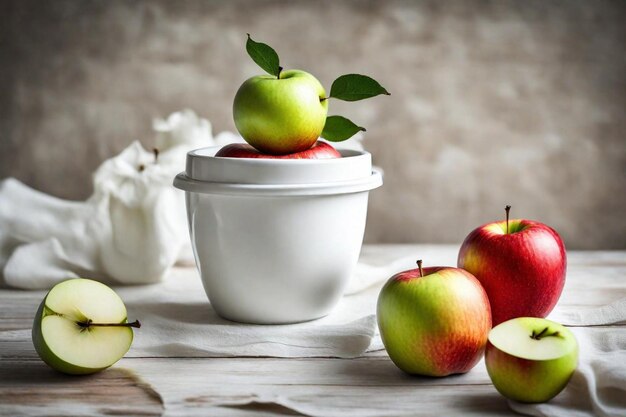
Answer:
377 260 492 377
486 317 578 403
458 206 566 325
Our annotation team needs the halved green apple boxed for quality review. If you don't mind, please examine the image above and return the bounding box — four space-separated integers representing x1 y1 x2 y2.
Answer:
32 278 140 375
485 317 578 403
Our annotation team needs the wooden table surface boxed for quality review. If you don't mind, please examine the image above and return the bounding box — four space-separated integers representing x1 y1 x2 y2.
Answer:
1 244 624 417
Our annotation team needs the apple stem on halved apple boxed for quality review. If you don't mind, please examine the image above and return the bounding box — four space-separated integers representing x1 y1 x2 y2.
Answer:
77 319 142 329
505 205 511 234
416 259 424 277
530 326 561 340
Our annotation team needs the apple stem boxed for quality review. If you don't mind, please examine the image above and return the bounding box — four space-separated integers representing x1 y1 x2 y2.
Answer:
277 66 283 80
78 319 142 329
505 205 511 234
416 259 423 277
320 97 328 102
530 327 561 340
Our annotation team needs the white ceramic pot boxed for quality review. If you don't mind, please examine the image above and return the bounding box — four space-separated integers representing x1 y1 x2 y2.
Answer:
173 146 382 324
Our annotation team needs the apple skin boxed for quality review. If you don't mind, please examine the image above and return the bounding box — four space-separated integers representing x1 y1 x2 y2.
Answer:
215 141 341 159
458 219 566 326
233 69 328 155
377 266 491 377
485 317 578 403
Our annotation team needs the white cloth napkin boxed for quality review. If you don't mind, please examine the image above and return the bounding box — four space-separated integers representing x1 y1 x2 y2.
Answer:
0 110 214 288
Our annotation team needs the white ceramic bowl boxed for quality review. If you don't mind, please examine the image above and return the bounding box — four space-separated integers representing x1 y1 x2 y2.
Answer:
174 146 382 324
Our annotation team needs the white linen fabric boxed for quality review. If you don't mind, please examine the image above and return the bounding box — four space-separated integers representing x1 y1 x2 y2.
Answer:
0 110 216 288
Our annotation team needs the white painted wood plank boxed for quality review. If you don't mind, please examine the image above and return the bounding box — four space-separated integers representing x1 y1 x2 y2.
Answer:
0 357 514 416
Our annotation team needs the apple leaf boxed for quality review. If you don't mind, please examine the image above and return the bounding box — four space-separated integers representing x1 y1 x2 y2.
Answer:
329 74 390 102
321 115 366 142
246 34 281 77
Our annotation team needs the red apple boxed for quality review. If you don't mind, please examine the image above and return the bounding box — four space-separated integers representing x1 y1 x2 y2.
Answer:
215 141 341 159
377 260 491 377
458 206 566 326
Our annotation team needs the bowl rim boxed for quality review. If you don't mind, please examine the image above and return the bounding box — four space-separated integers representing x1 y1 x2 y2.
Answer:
174 168 383 196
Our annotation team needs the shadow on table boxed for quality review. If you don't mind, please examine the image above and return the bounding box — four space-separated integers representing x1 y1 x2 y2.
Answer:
331 358 511 415
129 300 234 325
1 360 125 384
455 391 511 415
221 402 306 416
0 361 164 417
334 357 478 385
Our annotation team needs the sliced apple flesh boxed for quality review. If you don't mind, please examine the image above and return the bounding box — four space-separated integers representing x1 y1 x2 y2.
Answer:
488 317 576 360
32 278 139 375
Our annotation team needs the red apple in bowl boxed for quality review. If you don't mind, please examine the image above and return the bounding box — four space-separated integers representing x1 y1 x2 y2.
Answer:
377 260 491 377
215 141 341 159
458 206 566 326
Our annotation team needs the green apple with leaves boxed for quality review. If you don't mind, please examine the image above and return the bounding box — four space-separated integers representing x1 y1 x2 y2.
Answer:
233 35 390 155
486 317 578 403
32 278 141 375
234 69 328 154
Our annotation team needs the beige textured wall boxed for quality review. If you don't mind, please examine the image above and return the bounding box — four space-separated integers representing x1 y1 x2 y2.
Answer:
1 0 625 249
